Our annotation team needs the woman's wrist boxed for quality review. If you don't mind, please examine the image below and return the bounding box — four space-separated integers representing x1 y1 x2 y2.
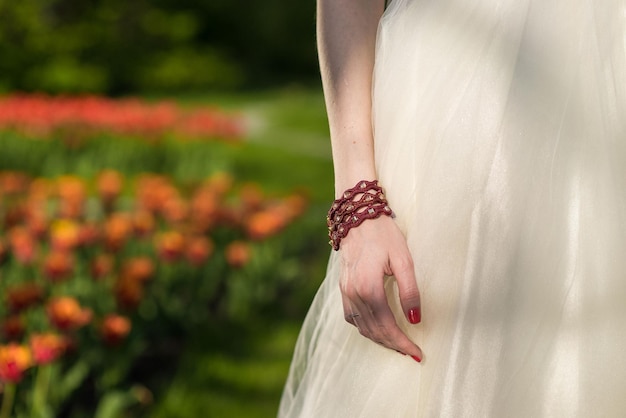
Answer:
327 179 393 250
333 168 378 198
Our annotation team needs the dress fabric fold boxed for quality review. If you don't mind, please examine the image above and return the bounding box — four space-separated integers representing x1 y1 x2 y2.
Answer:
280 0 626 416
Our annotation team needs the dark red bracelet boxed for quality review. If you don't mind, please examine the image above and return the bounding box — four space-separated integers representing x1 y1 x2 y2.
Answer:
327 180 394 250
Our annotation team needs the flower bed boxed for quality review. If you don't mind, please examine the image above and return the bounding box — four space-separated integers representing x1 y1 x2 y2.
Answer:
0 91 322 416
0 94 244 142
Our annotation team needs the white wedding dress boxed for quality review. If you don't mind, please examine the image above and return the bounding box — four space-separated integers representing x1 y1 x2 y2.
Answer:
280 0 626 416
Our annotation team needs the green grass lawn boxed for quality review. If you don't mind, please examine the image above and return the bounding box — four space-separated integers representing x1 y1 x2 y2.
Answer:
152 320 303 418
149 87 332 418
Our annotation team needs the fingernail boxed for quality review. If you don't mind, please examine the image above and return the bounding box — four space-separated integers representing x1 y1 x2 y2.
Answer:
411 355 422 363
408 307 421 324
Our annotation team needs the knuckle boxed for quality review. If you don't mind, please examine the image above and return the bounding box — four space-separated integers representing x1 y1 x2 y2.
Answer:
394 256 415 273
356 286 375 301
343 286 358 299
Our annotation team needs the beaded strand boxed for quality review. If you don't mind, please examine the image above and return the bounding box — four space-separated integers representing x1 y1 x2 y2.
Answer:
327 180 394 250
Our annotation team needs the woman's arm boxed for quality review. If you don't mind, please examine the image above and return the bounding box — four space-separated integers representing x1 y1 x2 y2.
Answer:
318 0 381 194
318 0 423 362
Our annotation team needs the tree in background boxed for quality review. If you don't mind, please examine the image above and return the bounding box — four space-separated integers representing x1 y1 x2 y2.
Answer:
0 0 318 94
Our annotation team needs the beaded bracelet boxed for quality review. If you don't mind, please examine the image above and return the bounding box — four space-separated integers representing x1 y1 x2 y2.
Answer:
327 180 393 250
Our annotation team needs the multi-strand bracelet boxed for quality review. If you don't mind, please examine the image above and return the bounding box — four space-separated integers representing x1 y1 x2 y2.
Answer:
327 180 394 250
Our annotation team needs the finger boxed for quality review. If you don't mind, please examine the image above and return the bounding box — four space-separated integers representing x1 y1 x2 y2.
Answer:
343 272 388 342
360 287 423 362
390 253 421 325
341 292 358 326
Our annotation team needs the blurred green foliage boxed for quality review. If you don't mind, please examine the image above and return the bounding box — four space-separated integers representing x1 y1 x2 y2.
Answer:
0 0 318 94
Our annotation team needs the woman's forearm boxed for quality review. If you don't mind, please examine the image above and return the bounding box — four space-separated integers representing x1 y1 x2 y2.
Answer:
317 0 386 197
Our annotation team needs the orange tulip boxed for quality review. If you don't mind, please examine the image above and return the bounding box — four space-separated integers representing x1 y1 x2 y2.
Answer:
132 210 155 237
46 297 92 331
283 194 308 218
114 277 144 310
121 257 154 282
101 314 132 345
0 238 6 263
0 344 32 383
205 172 233 196
0 171 30 195
239 183 264 212
50 219 81 251
6 283 43 313
103 213 132 251
162 197 188 224
225 241 251 268
135 175 176 214
78 222 101 246
97 170 123 203
3 204 26 228
246 209 286 240
8 226 37 265
28 177 53 201
25 207 48 238
155 231 185 262
56 176 86 218
186 236 214 266
189 189 219 232
90 254 114 280
43 250 75 282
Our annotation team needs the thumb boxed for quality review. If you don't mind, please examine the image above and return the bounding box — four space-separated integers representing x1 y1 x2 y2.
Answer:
390 255 421 324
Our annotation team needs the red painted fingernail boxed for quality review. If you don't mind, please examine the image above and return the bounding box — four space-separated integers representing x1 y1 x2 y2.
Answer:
408 307 421 324
411 355 422 363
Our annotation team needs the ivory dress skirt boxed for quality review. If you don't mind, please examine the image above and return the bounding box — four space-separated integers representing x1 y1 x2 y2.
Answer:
280 0 626 416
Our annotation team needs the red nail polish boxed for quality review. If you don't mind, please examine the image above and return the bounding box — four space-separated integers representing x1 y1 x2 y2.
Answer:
408 307 421 324
411 355 422 363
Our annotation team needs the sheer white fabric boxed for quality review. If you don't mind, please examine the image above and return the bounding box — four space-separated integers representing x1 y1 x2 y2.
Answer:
280 0 626 416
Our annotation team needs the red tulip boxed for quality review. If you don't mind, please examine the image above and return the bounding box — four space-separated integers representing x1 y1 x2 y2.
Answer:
0 344 32 383
2 317 25 341
29 333 67 365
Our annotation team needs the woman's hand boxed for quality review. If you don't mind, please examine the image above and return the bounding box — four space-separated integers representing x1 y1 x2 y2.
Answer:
339 215 424 362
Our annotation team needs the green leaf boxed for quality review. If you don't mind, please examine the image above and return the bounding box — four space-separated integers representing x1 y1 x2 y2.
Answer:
94 391 137 418
56 361 90 403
